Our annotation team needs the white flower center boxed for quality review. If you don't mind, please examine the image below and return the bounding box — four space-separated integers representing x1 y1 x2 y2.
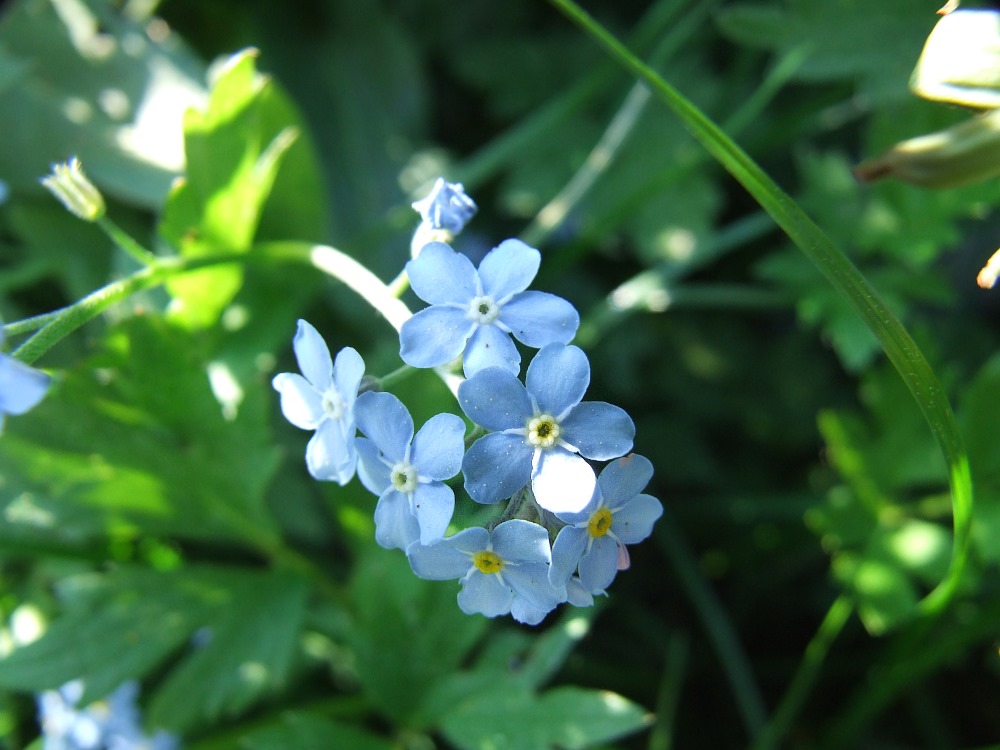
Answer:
526 413 560 449
467 295 500 325
390 461 419 493
321 387 346 420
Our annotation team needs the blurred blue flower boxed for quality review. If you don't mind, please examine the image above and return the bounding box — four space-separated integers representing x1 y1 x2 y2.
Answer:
272 320 365 485
407 519 564 625
549 454 663 593
399 240 579 377
411 177 477 234
459 343 635 514
355 391 465 550
37 680 179 750
0 330 51 434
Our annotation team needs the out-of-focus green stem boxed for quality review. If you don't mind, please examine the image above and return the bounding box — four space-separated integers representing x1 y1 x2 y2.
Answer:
749 595 853 750
97 216 159 266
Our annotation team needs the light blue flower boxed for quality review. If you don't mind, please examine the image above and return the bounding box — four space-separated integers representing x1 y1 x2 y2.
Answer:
549 454 663 593
37 680 179 750
406 519 565 625
0 330 51 434
354 391 465 550
459 343 635 514
411 177 478 234
272 320 364 485
399 240 579 377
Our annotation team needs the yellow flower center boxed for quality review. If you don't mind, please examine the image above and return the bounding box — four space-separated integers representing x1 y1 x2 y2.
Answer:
587 508 614 538
390 462 419 493
526 414 560 448
473 550 504 574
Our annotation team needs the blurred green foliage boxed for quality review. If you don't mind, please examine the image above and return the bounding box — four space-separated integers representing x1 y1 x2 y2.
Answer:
1 0 1000 749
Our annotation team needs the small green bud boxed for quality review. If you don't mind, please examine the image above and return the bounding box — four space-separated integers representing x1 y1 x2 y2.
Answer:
40 157 106 222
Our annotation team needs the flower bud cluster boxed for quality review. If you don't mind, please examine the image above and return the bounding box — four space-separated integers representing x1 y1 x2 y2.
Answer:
273 180 662 624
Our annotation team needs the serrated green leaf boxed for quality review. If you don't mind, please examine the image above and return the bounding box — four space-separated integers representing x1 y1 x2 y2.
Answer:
0 316 280 543
347 549 488 726
147 570 310 732
833 555 918 636
159 49 305 329
716 0 942 100
239 711 395 750
440 685 652 750
0 567 209 700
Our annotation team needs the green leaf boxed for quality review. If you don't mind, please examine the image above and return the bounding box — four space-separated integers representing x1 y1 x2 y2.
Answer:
439 684 652 750
0 316 280 544
0 567 208 700
347 548 488 727
159 49 306 329
716 0 942 101
0 0 207 205
238 712 395 750
147 569 310 732
833 555 918 636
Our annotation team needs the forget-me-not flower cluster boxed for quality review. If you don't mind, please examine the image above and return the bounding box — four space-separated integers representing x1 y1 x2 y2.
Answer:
36 680 178 750
273 178 663 624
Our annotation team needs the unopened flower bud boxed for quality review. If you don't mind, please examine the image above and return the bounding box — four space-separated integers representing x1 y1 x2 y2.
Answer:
854 107 1000 188
40 157 106 222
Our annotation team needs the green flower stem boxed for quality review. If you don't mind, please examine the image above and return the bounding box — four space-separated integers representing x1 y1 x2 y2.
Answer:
13 242 413 366
748 594 854 750
547 0 973 619
97 216 159 266
377 363 416 390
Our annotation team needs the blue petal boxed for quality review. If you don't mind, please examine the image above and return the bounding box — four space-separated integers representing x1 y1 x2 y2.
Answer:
292 319 333 390
462 432 532 504
443 525 491 555
406 242 478 304
305 418 357 485
560 402 635 460
411 412 466 480
412 482 455 544
566 577 596 607
407 528 484 580
598 454 654 508
374 491 420 550
272 372 324 429
355 436 390 495
531 448 596 514
399 306 475 369
458 572 513 617
458 367 532 430
510 598 550 626
0 355 50 416
579 537 620 591
505 563 565 612
525 344 589 417
332 347 365 404
477 239 540 300
612 494 663 545
354 391 413 461
500 292 579 348
491 519 551 564
463 324 520 378
549 526 589 586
